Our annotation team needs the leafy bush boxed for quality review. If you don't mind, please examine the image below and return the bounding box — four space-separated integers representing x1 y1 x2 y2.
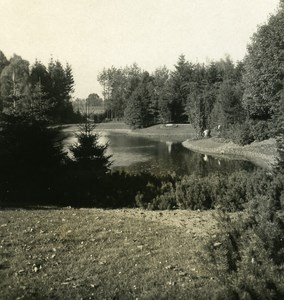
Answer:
252 120 271 141
221 122 254 145
142 169 284 212
221 119 272 145
147 181 176 210
202 196 284 299
175 176 214 209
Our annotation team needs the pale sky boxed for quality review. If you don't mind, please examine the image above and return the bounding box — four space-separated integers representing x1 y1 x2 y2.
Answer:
0 0 280 98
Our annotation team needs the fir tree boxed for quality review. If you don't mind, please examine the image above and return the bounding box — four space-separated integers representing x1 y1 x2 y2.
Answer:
70 122 112 174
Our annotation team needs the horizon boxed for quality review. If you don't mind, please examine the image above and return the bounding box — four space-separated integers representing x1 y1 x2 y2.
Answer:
0 0 280 99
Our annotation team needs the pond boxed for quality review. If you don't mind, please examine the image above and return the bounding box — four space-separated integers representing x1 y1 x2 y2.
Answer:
63 129 258 176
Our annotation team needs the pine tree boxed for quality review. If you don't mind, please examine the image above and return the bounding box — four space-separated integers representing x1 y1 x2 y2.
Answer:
124 88 145 128
70 122 112 174
47 59 75 123
124 72 152 128
167 55 192 123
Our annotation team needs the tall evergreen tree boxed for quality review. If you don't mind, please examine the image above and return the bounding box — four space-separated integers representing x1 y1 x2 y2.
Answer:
153 66 170 123
70 122 112 174
30 60 52 94
167 55 192 123
48 59 75 123
29 60 53 119
211 78 244 128
124 72 152 128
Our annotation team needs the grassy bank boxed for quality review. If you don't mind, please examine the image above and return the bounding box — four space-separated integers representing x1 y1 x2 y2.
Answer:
183 137 279 169
62 122 279 167
63 122 196 143
0 208 221 299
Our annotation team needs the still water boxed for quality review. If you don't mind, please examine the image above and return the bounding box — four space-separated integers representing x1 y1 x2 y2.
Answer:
63 130 258 176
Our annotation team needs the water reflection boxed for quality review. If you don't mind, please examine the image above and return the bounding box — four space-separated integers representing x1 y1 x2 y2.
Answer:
102 132 257 176
166 141 173 153
62 130 258 176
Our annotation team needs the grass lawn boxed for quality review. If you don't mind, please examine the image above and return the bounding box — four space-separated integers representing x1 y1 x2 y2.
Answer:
90 122 197 142
0 208 219 299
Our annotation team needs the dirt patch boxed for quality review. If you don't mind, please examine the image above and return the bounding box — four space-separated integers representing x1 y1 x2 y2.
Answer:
117 208 219 237
182 137 279 169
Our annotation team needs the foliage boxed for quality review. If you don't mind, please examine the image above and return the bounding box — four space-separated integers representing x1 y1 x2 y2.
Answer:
0 111 67 204
0 54 30 111
69 122 112 174
187 80 215 135
95 4 284 144
124 72 154 128
142 170 284 212
277 134 284 173
203 195 284 299
0 50 79 124
152 66 170 123
0 50 9 111
98 55 247 135
221 122 255 145
167 55 192 123
242 3 284 138
47 59 75 123
97 65 140 120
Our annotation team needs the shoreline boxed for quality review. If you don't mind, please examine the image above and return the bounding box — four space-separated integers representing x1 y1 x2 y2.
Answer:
182 137 279 169
62 122 279 168
94 122 196 142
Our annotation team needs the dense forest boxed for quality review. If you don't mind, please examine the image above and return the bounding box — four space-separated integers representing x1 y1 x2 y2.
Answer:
98 3 284 146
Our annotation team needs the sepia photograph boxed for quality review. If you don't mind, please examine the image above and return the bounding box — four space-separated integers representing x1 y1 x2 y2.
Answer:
0 0 283 299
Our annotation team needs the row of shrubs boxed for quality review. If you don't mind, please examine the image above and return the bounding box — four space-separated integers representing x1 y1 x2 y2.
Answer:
135 170 284 211
2 165 283 214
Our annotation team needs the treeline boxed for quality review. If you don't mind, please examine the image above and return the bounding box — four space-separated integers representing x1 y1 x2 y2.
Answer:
98 58 243 131
98 4 284 144
72 93 104 119
0 52 81 124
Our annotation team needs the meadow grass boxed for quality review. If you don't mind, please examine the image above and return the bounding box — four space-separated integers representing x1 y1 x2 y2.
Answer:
0 208 219 299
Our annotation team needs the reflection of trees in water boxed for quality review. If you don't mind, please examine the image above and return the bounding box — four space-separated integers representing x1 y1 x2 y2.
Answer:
173 143 257 176
120 143 258 176
63 130 258 176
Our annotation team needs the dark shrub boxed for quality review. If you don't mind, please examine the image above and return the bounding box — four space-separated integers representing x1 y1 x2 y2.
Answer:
202 196 284 299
